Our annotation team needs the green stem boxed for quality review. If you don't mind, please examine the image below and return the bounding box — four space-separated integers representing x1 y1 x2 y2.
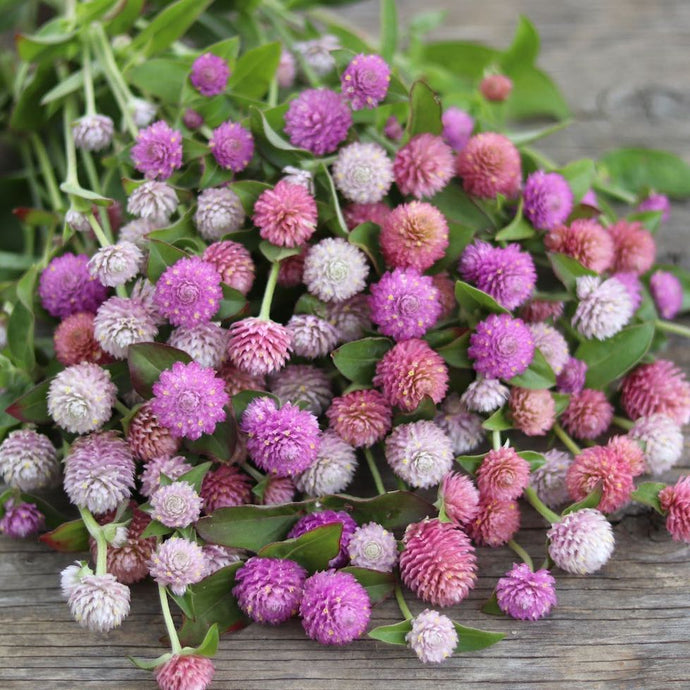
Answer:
394 584 413 621
655 319 690 339
158 584 182 655
523 486 561 525
62 94 80 187
31 135 63 210
239 460 265 483
492 430 501 451
507 539 534 571
363 446 386 496
79 506 108 576
612 415 634 431
114 399 130 417
81 40 97 116
268 77 278 108
258 261 281 320
553 423 581 456
366 127 398 156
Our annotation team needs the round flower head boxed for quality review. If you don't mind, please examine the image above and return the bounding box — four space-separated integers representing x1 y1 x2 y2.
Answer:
0 429 59 492
294 430 357 496
442 107 474 151
202 544 244 576
152 360 229 440
520 298 564 324
190 52 230 96
460 377 509 413
200 464 252 513
150 481 203 528
341 53 390 109
303 238 370 302
480 73 513 101
343 201 391 230
253 180 318 247
468 313 535 380
88 241 143 288
218 361 266 399
650 270 683 319
183 108 204 130
374 338 449 412
434 393 484 455
118 218 157 248
659 477 690 542
369 267 442 341
131 120 183 180
326 389 392 448
72 114 114 151
94 296 158 359
332 142 394 204
637 193 671 221
63 432 135 514
288 510 357 568
431 272 457 320
557 356 588 394
277 250 306 288
139 455 193 498
544 219 614 273
194 187 245 241
347 522 398 572
153 256 222 328
294 35 340 76
467 498 521 547
226 317 292 377
202 240 255 295
380 201 449 271
209 121 254 172
609 220 656 275
438 472 480 527
281 165 314 192
547 509 614 574
241 396 320 477
168 322 228 369
630 414 684 475
572 275 633 340
269 364 333 416
523 171 573 230
66 208 91 233
385 421 454 489
127 181 178 224
155 655 215 690
277 49 296 88
561 388 613 440
127 401 181 463
321 293 371 343
400 519 477 607
284 88 352 155
68 574 130 632
456 132 522 199
39 253 108 319
528 323 569 375
509 387 556 437
394 134 455 199
148 537 207 595
406 609 458 664
233 557 308 625
287 314 339 359
48 362 116 435
128 97 156 128
530 449 572 508
300 570 371 645
0 499 45 538
477 446 530 501
261 476 296 505
496 563 557 621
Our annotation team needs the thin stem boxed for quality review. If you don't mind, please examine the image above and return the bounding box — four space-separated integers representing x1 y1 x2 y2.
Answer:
158 584 183 655
363 447 386 496
114 399 130 417
366 127 398 156
62 94 80 187
79 506 108 576
239 460 265 483
82 41 97 116
259 261 281 320
612 415 634 431
31 135 63 210
523 486 561 525
507 539 534 571
81 149 102 195
394 584 413 621
268 77 278 108
656 319 690 339
492 430 501 451
553 422 582 456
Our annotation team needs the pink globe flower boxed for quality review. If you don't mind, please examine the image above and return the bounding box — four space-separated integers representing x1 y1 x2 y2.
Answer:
523 171 573 230
438 472 480 527
509 387 556 437
209 121 254 172
148 537 206 595
155 654 215 690
286 314 339 359
150 481 202 528
556 357 588 394
528 323 569 376
545 219 614 273
496 563 557 621
480 74 513 101
637 193 671 221
200 464 252 513
476 446 530 501
53 312 111 367
630 414 684 475
127 401 181 463
609 219 656 275
131 120 183 180
561 388 613 440
190 52 230 96
530 449 572 509
194 187 244 241
326 389 392 448
394 134 455 199
343 201 391 230
261 476 296 505
442 107 474 151
0 499 45 538
467 498 521 547
649 270 683 319
226 317 293 377
572 275 634 340
659 477 690 542
341 53 390 109
406 609 458 665
519 299 564 324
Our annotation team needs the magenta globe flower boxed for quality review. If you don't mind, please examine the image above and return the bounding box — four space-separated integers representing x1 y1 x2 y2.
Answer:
340 53 390 109
209 121 254 172
130 120 183 180
190 52 230 96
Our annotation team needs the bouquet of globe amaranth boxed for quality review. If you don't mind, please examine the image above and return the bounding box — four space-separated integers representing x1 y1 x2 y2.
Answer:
2 0 690 687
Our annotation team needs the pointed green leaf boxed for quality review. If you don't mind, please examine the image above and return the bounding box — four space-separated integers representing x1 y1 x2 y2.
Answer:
147 239 189 283
455 281 509 318
455 453 487 474
480 591 505 616
495 199 535 241
406 80 442 139
454 623 506 652
127 342 192 399
368 619 412 645
331 337 393 384
340 567 396 604
190 623 219 658
631 482 666 514
39 518 89 552
379 0 398 63
349 222 384 274
258 523 342 573
436 332 471 369
548 252 596 293
216 284 247 321
508 348 556 389
139 520 174 539
559 159 596 203
128 652 172 671
561 486 603 515
517 450 546 471
5 378 51 424
185 416 238 463
482 407 512 432
259 241 302 263
228 42 281 100
501 15 539 68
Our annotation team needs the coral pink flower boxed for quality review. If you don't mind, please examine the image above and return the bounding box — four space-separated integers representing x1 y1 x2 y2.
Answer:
476 447 530 501
545 219 614 273
509 387 556 436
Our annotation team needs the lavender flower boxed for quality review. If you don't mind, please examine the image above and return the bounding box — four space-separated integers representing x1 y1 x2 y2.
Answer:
572 275 634 340
209 121 254 172
127 180 178 224
131 120 183 180
341 53 390 109
294 430 357 496
294 35 339 76
88 241 143 287
530 448 572 508
650 270 683 319
442 107 474 151
630 414 684 475
460 378 509 413
496 563 557 620
332 142 394 203
347 522 398 572
434 393 485 454
406 609 458 664
303 238 369 302
288 510 357 568
0 499 45 538
72 114 114 151
268 364 333 416
93 297 158 359
195 187 245 241
68 574 130 632
168 322 229 369
148 537 207 595
286 314 339 359
150 482 203 528
548 509 615 574
0 429 59 492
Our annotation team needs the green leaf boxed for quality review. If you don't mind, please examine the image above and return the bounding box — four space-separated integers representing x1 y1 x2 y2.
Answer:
331 337 393 384
454 280 509 318
561 486 603 515
229 180 271 213
393 396 438 425
506 120 571 147
576 322 655 389
39 518 89 552
16 20 76 63
348 222 384 274
368 619 411 645
340 567 395 604
553 392 571 416
59 182 112 207
318 163 349 238
481 591 504 616
231 390 280 419
421 41 497 80
503 66 570 121
127 58 191 104
431 221 475 272
494 199 535 241
259 241 302 264
508 348 556 389
517 450 546 471
106 0 144 36
630 482 666 514
139 520 174 539
454 623 506 652
249 105 308 169
5 378 51 424
436 332 471 369
228 42 281 100
127 342 192 399
406 80 442 139
548 252 596 293
258 523 342 573
128 653 172 672
379 0 398 63
185 416 239 463
176 462 213 493
456 453 487 474
482 407 512 431
190 623 219 658
559 159 596 203
7 301 35 372
216 284 247 321
431 185 488 227
147 239 189 283
40 70 85 105
77 0 120 24
20 493 69 530
10 64 53 132
500 16 539 68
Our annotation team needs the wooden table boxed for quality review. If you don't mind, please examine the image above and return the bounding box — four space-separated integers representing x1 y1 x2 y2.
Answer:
2 1 689 687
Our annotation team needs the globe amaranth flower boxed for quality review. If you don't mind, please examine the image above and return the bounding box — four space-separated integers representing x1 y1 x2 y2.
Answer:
347 522 398 572
288 510 357 568
152 360 229 441
127 180 178 225
456 132 522 199
547 509 614 574
94 296 158 359
148 537 207 595
650 270 683 319
343 201 391 230
268 364 332 416
659 477 690 542
476 446 530 501
190 52 230 96
259 476 295 506
202 240 255 295
321 293 372 343
406 609 458 664
385 421 454 489
637 193 671 222
218 362 266 399
630 414 684 475
609 219 656 275
341 53 390 109
433 393 484 455
556 356 588 394
39 253 108 319
442 107 474 151
460 377 509 413
621 359 690 425
284 88 352 155
88 241 143 287
150 481 203 528
286 314 339 359
277 250 306 288
0 499 45 538
431 272 457 320
63 432 135 514
438 472 480 527
194 187 245 241
467 498 521 547
520 298 564 324
300 570 371 645
394 134 455 199
127 401 181 463
128 97 156 128
380 201 449 272
496 563 557 621
326 389 392 448
153 256 223 328
480 73 513 101
544 219 614 273
226 317 292 377
253 180 318 247
118 218 158 248
523 171 573 230
281 165 314 192
561 388 613 440
332 142 394 204
294 430 357 496
139 455 193 499
155 655 215 690
572 275 633 340
202 544 244 577
233 557 307 625
65 208 91 233
468 313 535 380
168 322 228 369
72 114 114 151
509 387 556 437
528 323 569 375
615 272 644 314
131 120 183 180
68 574 130 632
200 464 252 513
209 121 254 172
399 519 477 607
277 49 296 88
241 396 320 477
48 362 117 435
183 108 204 130
303 238 369 302
293 35 340 76
0 429 59 492
530 449 572 509
374 338 449 412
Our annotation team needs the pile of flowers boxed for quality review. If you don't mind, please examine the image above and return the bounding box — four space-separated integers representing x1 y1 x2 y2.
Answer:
2 0 690 687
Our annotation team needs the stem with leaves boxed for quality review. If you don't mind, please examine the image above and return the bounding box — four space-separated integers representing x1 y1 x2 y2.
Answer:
523 486 561 525
158 584 183 655
553 423 582 456
79 506 108 576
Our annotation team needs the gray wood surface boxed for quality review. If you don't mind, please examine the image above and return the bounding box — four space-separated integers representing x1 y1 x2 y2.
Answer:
2 1 689 688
